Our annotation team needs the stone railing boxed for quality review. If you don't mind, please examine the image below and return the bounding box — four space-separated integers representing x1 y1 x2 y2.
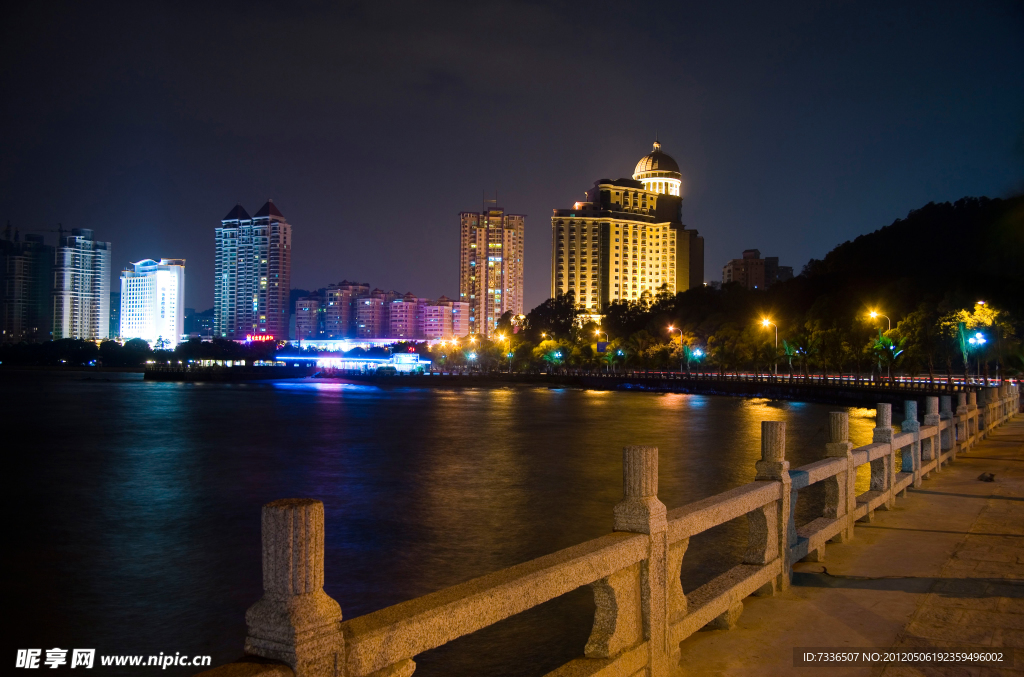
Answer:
199 384 1018 677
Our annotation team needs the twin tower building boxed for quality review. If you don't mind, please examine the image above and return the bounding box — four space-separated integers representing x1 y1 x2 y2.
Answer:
211 143 703 341
459 141 704 335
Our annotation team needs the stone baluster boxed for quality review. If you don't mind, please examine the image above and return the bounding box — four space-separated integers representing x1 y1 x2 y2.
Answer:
922 396 940 477
747 421 791 596
592 446 669 674
244 499 345 677
967 391 978 443
986 386 999 432
938 395 953 467
871 403 895 511
823 412 855 545
955 392 968 455
901 400 921 490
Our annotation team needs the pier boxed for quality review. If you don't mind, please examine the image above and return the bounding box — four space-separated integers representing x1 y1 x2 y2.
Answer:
199 384 1019 676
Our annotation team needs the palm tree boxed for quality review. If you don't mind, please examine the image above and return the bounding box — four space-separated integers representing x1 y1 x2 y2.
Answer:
782 340 797 381
872 330 905 380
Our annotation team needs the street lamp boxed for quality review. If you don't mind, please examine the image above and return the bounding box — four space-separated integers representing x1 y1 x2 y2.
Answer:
761 318 778 376
595 329 610 373
497 333 512 373
668 326 684 374
968 332 986 381
869 310 891 332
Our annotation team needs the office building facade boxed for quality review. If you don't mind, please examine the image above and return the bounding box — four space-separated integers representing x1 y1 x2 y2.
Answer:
119 258 186 348
214 201 292 340
53 229 111 340
459 207 524 336
550 142 704 310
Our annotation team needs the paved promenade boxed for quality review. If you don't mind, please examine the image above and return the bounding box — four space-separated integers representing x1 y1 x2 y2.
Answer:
677 417 1024 676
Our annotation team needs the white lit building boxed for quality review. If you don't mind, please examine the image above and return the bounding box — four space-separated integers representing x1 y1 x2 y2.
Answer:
53 229 112 340
119 258 185 348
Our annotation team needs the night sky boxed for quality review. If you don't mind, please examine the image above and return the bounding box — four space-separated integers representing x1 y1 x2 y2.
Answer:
3 1 1022 311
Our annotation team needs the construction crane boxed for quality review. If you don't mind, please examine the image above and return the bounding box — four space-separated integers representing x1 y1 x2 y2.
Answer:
17 223 68 242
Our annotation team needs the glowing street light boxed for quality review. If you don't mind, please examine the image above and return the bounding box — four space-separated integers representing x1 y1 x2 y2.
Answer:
497 333 513 373
761 318 778 375
668 325 684 373
969 332 987 379
868 310 891 332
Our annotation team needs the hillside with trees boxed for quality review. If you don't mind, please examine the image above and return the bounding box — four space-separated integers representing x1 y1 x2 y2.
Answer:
496 195 1023 380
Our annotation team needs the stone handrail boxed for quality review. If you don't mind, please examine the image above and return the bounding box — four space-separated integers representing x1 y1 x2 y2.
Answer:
198 383 1018 677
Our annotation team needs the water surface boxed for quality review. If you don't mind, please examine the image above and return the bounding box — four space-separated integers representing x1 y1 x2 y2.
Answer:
4 373 880 675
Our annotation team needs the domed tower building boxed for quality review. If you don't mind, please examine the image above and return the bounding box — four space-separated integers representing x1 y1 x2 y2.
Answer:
550 142 704 310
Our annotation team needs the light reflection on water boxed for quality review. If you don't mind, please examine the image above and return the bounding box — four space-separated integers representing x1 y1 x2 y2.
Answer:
6 374 885 676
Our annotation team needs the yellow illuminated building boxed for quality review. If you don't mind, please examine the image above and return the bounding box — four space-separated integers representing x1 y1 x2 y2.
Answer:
459 206 524 337
551 142 704 310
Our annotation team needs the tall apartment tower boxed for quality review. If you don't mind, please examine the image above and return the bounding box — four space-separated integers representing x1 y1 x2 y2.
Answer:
459 205 524 337
551 142 704 309
53 229 111 340
214 200 292 339
1 229 54 342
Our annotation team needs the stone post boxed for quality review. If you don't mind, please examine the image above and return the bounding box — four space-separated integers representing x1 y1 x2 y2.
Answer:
901 400 922 489
607 446 669 675
955 392 968 455
922 396 940 477
967 391 978 443
823 412 855 544
752 421 791 593
939 395 953 468
244 499 344 677
986 386 999 432
871 403 895 510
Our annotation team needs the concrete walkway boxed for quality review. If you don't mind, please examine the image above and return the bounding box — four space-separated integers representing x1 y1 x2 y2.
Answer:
676 417 1024 676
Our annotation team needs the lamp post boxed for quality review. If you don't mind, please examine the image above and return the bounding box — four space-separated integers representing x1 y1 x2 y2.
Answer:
595 330 609 373
497 333 512 373
668 326 683 374
869 310 891 332
761 318 778 376
968 332 986 384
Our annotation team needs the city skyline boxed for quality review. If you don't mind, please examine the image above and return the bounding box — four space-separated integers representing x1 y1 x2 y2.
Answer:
3 2 1019 313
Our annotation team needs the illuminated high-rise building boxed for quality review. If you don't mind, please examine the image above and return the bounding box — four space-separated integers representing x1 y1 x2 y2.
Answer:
325 280 369 338
119 258 185 348
53 228 111 340
459 205 524 336
214 200 292 339
551 142 704 309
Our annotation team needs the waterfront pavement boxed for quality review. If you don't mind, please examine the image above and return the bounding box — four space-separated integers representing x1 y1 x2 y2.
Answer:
676 416 1024 677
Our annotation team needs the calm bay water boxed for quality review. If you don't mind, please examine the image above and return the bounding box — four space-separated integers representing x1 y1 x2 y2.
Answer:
4 372 880 675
